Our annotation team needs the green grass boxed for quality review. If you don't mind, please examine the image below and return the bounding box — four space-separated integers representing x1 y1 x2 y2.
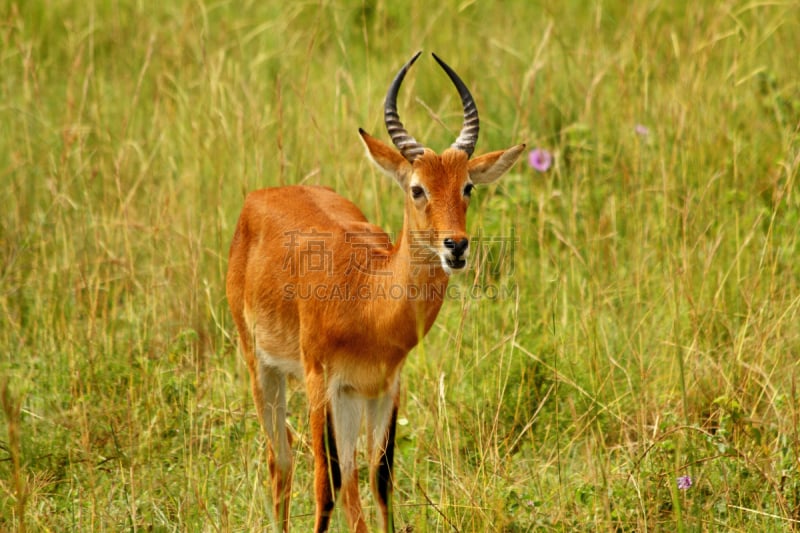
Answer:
2 0 800 531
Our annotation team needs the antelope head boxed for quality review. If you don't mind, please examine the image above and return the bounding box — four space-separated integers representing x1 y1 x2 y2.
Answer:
359 52 526 274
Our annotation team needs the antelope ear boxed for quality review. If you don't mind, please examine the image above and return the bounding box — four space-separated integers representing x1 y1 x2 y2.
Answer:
468 144 526 184
359 128 413 189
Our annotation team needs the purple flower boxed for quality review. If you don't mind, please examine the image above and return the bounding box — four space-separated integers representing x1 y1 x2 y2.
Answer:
635 124 650 136
677 475 692 490
528 148 552 172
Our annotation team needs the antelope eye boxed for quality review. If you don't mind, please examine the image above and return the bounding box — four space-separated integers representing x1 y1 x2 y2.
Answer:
411 186 426 200
463 183 475 197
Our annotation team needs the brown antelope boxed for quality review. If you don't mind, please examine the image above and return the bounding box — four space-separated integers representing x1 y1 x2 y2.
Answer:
226 52 525 532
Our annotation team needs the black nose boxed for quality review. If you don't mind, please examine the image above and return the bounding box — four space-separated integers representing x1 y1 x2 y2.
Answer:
443 237 469 257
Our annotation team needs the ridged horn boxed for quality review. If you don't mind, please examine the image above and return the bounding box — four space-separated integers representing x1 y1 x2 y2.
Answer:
432 53 480 158
384 51 425 162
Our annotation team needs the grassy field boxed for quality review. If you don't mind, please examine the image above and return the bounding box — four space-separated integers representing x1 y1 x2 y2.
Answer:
2 0 800 531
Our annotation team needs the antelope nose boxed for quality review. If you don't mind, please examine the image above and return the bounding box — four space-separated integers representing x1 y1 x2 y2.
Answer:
443 237 469 257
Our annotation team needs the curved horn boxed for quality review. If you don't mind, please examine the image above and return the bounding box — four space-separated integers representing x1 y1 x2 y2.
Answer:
432 53 479 158
385 51 425 162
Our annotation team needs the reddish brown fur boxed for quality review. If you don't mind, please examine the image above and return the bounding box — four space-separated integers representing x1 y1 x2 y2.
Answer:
226 131 524 531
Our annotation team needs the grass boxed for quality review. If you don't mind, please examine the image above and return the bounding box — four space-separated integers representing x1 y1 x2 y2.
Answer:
2 0 800 530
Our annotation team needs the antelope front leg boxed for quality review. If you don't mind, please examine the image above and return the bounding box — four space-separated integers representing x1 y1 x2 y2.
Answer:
330 386 368 533
366 386 400 532
307 370 341 532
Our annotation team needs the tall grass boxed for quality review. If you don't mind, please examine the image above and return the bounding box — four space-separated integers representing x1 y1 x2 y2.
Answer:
2 0 799 530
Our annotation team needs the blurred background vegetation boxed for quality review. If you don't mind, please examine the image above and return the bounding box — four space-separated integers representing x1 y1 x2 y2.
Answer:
2 1 799 530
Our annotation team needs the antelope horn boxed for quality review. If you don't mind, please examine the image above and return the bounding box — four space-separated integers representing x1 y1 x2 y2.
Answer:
384 51 425 162
432 53 480 158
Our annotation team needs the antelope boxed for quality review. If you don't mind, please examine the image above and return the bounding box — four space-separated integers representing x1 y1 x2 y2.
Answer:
225 51 525 532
